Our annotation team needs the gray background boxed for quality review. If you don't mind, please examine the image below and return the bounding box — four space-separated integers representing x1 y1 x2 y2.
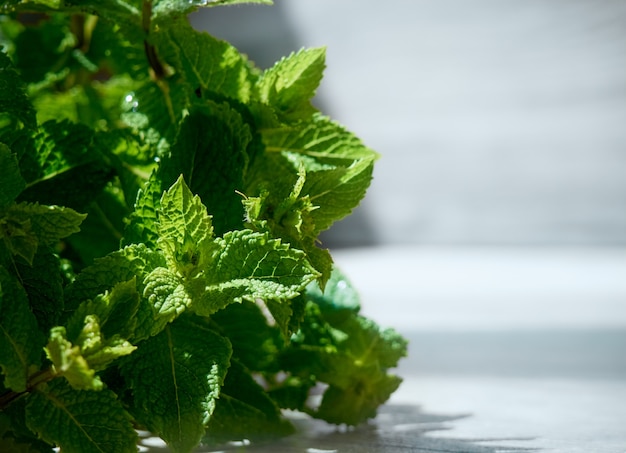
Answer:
191 0 626 248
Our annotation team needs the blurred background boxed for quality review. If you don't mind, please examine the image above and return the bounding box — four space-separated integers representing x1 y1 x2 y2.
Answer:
192 0 626 248
188 1 626 449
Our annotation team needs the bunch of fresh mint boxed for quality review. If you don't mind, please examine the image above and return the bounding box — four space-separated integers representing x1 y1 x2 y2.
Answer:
0 1 407 451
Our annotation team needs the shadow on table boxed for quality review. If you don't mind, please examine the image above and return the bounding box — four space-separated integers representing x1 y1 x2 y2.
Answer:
193 404 536 453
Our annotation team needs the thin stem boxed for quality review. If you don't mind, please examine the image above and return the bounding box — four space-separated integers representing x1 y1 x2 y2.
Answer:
0 367 57 411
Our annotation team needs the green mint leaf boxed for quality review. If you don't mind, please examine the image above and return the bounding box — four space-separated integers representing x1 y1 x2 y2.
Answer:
1 202 85 265
0 143 26 211
5 202 86 246
305 266 361 318
204 359 293 445
120 76 189 149
0 210 37 266
64 189 129 266
97 129 157 209
45 326 103 391
0 48 36 132
259 115 378 233
120 316 232 453
26 379 138 453
63 243 164 314
14 247 64 332
160 106 252 236
282 299 407 426
192 229 319 317
156 175 213 275
13 121 113 210
49 281 139 390
152 20 255 102
65 279 140 343
210 300 282 371
256 47 325 122
0 266 45 392
141 266 191 337
122 170 162 248
0 405 54 453
9 14 72 86
244 159 333 284
315 371 403 427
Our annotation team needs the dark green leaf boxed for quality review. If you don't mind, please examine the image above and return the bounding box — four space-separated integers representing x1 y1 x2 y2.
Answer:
0 48 36 131
0 143 25 211
204 358 293 445
65 278 139 342
120 315 232 453
14 121 114 210
0 401 54 453
14 247 64 332
26 379 138 453
0 266 45 392
211 300 282 371
160 105 251 236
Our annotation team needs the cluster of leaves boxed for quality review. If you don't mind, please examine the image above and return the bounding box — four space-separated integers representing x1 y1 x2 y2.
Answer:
0 0 407 451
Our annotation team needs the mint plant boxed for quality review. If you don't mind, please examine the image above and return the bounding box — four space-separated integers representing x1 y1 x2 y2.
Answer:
0 1 408 451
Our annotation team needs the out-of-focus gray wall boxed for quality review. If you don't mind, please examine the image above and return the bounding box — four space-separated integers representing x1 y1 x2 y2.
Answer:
190 0 626 247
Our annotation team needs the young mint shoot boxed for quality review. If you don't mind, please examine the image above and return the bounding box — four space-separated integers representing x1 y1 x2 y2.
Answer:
0 1 408 451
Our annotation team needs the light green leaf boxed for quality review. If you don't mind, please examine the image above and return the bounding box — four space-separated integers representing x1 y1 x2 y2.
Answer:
75 316 136 371
157 175 213 275
152 20 255 102
50 283 139 382
192 229 319 317
120 316 232 453
63 243 164 314
26 379 138 453
260 115 378 232
141 266 191 337
0 267 45 392
256 47 325 122
0 48 36 131
45 326 102 391
0 143 25 211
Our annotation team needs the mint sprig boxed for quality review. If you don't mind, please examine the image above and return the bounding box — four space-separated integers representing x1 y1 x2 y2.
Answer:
0 2 407 452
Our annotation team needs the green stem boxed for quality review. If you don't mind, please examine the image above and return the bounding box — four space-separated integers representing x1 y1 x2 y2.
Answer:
0 367 57 410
